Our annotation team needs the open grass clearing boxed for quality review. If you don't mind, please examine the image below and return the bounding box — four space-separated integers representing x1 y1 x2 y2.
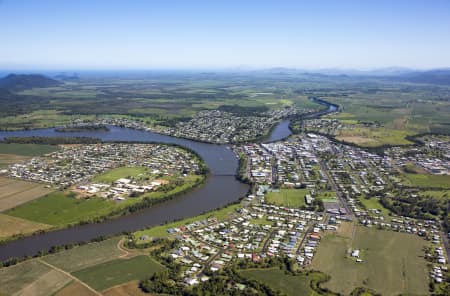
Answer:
240 268 323 296
6 191 117 226
42 237 125 272
72 256 166 292
358 197 391 216
265 188 310 208
310 226 429 295
0 260 52 295
402 173 450 189
7 174 203 227
0 177 53 212
0 214 51 240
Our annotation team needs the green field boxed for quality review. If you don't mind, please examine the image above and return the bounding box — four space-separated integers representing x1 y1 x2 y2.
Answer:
359 197 390 216
43 237 125 272
402 173 450 189
133 202 241 242
6 174 203 227
310 226 429 295
265 188 310 208
6 191 117 225
240 268 324 296
0 143 59 156
92 166 148 183
0 260 52 295
72 255 166 291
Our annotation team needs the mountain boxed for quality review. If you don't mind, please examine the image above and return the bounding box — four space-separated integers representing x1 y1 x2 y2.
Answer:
54 72 80 81
0 74 62 91
399 69 450 85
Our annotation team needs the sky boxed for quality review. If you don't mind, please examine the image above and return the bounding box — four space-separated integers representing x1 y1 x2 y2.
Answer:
1 0 450 70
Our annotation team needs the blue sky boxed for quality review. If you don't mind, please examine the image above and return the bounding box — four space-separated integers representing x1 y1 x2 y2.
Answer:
1 0 450 70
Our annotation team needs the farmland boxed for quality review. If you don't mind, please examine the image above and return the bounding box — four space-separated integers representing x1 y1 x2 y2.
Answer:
310 226 429 295
0 176 53 212
0 214 51 240
72 255 166 291
42 237 125 272
0 143 59 156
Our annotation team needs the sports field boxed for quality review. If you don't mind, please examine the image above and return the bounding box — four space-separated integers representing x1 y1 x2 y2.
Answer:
265 188 309 208
0 176 53 212
310 226 429 295
92 166 148 183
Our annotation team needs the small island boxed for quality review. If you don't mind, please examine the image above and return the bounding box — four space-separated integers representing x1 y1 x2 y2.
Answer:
55 124 110 132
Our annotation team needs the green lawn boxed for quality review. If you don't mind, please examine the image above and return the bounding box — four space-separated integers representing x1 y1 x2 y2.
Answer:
240 268 324 296
310 226 429 295
92 166 148 183
6 191 116 225
359 197 390 216
72 255 166 291
403 173 450 189
42 237 124 272
0 143 59 156
265 188 310 208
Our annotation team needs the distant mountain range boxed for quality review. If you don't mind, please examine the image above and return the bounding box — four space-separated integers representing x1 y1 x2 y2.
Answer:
0 74 62 91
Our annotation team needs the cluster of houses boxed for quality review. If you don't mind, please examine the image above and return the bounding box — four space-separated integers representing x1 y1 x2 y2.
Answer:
8 144 200 189
61 106 313 144
164 107 305 144
236 134 328 188
386 136 450 175
75 178 164 200
137 183 347 286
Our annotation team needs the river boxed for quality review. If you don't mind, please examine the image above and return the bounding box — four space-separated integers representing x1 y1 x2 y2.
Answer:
0 98 337 261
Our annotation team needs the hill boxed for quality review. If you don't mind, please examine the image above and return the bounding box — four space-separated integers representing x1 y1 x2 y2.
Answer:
399 69 450 85
0 74 62 91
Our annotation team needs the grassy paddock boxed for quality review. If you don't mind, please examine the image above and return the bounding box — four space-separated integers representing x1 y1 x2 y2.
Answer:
0 260 52 295
310 226 429 295
240 268 324 296
72 255 166 291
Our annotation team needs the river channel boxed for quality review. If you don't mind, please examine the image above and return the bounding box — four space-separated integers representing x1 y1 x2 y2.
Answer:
0 98 337 260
